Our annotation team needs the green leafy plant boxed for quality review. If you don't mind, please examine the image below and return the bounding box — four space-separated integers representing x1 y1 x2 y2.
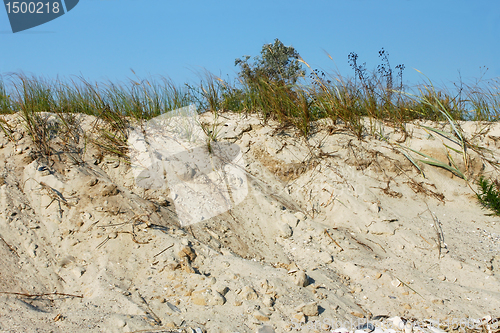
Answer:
476 176 500 215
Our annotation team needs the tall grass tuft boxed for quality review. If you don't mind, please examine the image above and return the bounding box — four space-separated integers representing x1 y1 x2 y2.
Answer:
2 72 196 158
464 78 500 121
0 77 12 115
0 77 13 139
11 74 59 156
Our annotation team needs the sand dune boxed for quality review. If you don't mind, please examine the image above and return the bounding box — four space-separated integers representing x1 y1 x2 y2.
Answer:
0 111 499 332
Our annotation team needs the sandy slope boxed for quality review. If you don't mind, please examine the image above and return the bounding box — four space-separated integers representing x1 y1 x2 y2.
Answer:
0 111 499 333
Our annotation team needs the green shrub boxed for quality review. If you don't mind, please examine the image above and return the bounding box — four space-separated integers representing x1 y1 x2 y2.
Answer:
235 38 305 85
476 176 500 216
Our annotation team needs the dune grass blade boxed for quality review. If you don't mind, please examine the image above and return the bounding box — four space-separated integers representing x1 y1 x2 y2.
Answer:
403 146 466 180
379 133 426 177
420 125 460 146
395 144 426 177
442 143 463 155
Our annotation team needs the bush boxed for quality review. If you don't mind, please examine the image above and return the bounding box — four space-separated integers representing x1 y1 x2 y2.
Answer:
235 38 305 85
476 176 500 216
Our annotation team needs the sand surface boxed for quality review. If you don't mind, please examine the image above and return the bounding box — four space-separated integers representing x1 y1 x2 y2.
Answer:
0 111 499 332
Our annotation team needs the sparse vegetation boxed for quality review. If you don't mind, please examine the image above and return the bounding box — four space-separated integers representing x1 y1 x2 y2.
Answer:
1 42 500 200
2 45 499 145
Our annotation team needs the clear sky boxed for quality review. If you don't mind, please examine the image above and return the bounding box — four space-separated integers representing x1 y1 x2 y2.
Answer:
1 0 499 89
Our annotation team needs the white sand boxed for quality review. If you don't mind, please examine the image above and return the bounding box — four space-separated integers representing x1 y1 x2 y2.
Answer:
0 111 498 332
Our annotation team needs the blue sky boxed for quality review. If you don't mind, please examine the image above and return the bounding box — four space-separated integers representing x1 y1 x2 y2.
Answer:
1 0 499 89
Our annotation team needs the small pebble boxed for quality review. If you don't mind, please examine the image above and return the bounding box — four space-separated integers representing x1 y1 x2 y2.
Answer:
240 285 258 300
257 325 275 333
296 301 319 316
253 310 269 321
262 295 274 307
293 270 309 287
278 223 293 238
352 286 362 293
292 312 306 323
87 178 98 187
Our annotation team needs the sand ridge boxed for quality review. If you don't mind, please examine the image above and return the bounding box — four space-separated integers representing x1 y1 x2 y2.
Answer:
0 111 499 332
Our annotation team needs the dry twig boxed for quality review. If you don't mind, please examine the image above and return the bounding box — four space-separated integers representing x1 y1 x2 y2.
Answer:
153 244 174 258
0 291 83 298
324 229 344 252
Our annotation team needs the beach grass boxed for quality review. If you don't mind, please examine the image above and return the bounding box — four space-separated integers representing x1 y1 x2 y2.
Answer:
1 54 500 213
1 66 499 141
